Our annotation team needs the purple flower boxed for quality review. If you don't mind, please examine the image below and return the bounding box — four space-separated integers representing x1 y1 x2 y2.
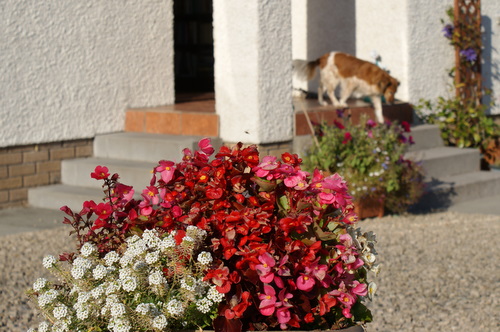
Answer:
442 24 454 39
460 48 477 63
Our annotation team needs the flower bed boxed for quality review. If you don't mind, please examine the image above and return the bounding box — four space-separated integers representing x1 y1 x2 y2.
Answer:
27 139 378 332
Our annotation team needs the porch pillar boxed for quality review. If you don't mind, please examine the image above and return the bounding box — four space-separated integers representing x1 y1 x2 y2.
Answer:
213 0 293 148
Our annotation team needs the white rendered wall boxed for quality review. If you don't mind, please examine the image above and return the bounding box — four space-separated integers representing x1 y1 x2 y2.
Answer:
356 0 411 101
482 2 500 115
406 0 456 105
0 1 174 148
356 0 500 115
213 0 293 144
292 0 356 93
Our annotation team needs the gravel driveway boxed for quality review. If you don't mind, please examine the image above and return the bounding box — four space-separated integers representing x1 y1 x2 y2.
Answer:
1 211 498 332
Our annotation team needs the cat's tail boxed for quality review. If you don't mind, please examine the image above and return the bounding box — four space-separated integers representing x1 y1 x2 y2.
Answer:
293 59 320 81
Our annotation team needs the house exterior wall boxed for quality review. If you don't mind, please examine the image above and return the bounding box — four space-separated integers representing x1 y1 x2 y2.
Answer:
356 0 500 115
482 1 500 114
405 0 460 105
356 0 412 101
0 1 175 148
292 0 356 93
214 0 293 145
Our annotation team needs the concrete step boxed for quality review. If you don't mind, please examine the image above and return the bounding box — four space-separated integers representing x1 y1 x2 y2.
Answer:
61 157 156 190
405 147 480 179
94 132 222 163
29 184 108 212
407 124 443 152
412 170 500 211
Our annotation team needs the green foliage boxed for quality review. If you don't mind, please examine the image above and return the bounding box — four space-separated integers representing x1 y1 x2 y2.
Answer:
416 95 499 150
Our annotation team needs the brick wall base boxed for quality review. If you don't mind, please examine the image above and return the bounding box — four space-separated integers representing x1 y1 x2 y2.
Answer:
0 139 93 209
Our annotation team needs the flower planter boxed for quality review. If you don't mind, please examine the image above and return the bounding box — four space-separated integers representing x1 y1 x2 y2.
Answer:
354 197 385 219
186 328 365 332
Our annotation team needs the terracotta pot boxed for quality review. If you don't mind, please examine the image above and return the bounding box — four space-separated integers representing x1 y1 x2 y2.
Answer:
480 137 500 170
354 197 385 219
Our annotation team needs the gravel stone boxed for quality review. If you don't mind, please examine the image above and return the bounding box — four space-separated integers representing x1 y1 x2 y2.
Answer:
0 212 499 331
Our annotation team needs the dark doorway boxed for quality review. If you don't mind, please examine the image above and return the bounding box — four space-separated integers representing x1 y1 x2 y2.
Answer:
174 0 214 102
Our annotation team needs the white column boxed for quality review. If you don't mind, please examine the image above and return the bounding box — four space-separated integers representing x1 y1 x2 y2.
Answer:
213 0 293 145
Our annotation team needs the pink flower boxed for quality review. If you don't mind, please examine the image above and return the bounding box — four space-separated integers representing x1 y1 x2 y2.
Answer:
284 171 309 190
258 285 277 316
366 119 377 128
253 155 279 178
114 183 134 202
351 281 368 297
401 121 411 132
296 274 315 292
318 192 346 208
277 288 293 307
342 307 353 318
284 175 300 188
306 259 328 282
256 252 276 283
342 132 352 144
156 160 176 184
322 173 347 191
198 138 215 155
90 165 109 180
142 186 159 205
276 307 292 329
277 255 291 277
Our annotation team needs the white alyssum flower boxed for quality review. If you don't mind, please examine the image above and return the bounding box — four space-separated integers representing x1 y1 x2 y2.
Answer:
42 255 57 269
73 256 92 270
181 235 195 245
207 285 224 303
74 302 90 320
71 266 86 280
77 291 90 304
93 264 107 280
196 297 213 314
33 278 47 292
108 317 132 332
159 235 176 251
106 281 121 295
142 229 161 249
38 321 50 332
135 303 152 315
110 303 127 317
53 304 68 319
180 275 196 292
37 289 58 307
148 270 165 286
145 251 159 264
121 276 137 292
197 251 213 265
119 267 133 280
104 251 120 266
186 225 207 241
152 314 168 329
119 254 133 267
166 299 184 316
91 285 105 299
80 242 96 257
